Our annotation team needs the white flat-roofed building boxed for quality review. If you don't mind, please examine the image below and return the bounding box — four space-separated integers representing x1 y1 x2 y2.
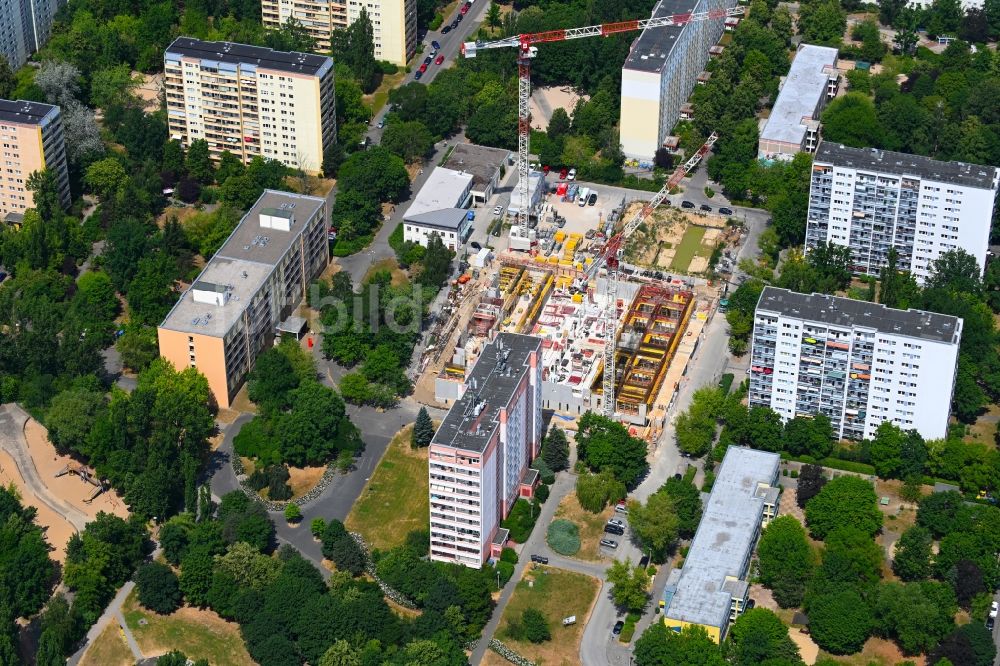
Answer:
619 0 736 161
402 167 474 250
429 333 543 567
806 142 999 283
749 286 963 441
757 44 839 162
661 447 780 642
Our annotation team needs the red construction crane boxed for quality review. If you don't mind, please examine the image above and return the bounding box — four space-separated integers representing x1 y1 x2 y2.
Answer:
464 9 741 418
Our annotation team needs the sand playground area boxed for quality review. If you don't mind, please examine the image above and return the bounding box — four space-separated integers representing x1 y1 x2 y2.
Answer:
0 409 127 563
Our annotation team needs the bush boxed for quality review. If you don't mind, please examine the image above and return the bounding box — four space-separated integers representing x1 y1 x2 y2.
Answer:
546 519 581 556
284 504 301 523
531 458 555 485
500 547 518 564
702 469 716 492
501 499 540 543
377 61 399 74
791 470 799 479
495 560 515 588
429 12 443 30
719 373 735 394
135 562 181 614
521 608 551 643
535 484 550 503
310 518 326 538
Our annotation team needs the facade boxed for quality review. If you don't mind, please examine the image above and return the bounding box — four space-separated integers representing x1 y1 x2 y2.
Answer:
0 0 63 70
157 190 329 409
164 37 336 174
261 0 416 66
661 447 780 642
619 0 735 161
507 170 546 218
757 44 839 162
805 142 999 284
748 286 963 441
402 167 474 250
442 143 511 204
0 99 69 217
429 333 543 567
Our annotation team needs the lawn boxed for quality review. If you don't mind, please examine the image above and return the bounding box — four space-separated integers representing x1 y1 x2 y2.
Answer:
364 257 410 287
364 70 407 117
79 622 134 666
552 492 615 562
670 225 707 272
121 589 254 666
345 423 430 551
486 566 600 666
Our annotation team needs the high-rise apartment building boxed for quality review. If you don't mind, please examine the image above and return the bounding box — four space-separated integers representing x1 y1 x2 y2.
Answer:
164 38 336 175
805 142 999 284
0 0 63 70
748 287 963 441
429 333 543 568
619 0 735 161
261 0 416 66
158 190 329 409
0 99 69 217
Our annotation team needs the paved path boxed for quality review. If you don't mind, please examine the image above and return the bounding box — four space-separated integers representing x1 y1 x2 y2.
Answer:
0 404 89 531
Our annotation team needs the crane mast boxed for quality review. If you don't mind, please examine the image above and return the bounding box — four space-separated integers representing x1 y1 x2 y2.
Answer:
463 8 742 418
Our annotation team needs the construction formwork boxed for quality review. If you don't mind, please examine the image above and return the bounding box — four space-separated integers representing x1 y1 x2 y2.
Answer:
592 283 694 422
498 260 555 334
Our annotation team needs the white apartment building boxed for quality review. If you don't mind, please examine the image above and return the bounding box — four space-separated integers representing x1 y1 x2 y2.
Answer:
620 0 736 161
757 44 839 162
429 333 543 567
748 287 963 441
261 0 416 66
0 0 63 70
164 38 336 175
0 99 69 217
806 142 999 284
402 166 473 250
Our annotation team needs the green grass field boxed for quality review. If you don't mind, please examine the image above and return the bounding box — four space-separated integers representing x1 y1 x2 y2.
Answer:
122 589 254 666
670 226 707 272
345 423 430 551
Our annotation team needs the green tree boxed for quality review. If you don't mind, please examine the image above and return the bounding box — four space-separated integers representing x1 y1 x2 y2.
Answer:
319 640 361 666
874 581 955 654
805 475 882 539
179 549 214 607
634 623 727 666
627 492 679 561
930 623 996 666
816 526 884 589
730 608 803 666
892 526 933 581
542 425 570 472
658 477 702 539
808 588 874 654
331 8 378 92
0 57 14 99
90 65 141 109
576 412 648 488
575 470 625 513
185 139 214 184
135 561 182 614
214 542 281 591
381 120 434 163
547 107 570 140
0 487 56 619
925 248 984 298
521 607 551 643
797 0 847 43
45 388 106 454
607 559 651 612
796 463 827 508
284 503 302 523
85 157 130 201
338 146 410 204
757 516 815 608
412 407 434 448
821 93 883 148
783 415 833 458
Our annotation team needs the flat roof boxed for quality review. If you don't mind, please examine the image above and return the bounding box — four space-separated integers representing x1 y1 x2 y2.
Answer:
0 99 58 126
432 333 541 453
815 142 999 190
760 45 838 146
663 447 780 629
624 0 702 73
159 190 326 337
442 143 511 190
756 287 963 344
405 208 468 231
166 37 332 76
405 167 474 218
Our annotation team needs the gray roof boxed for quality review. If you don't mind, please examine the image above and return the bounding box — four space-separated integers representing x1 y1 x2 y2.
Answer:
815 142 999 190
624 0 701 73
405 167 473 217
756 287 963 344
760 45 838 146
443 143 511 190
663 447 780 631
159 190 326 337
166 37 332 76
432 334 541 453
405 208 468 231
0 99 58 126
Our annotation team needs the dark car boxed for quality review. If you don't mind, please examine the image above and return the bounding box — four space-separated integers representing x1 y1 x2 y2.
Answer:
604 524 624 536
719 206 734 215
442 25 452 33
987 616 995 631
638 554 650 568
470 241 482 250
530 554 548 564
612 620 625 636
681 200 695 209
700 204 713 212
424 56 433 65
431 40 441 49
414 70 423 80
450 19 459 28
588 192 597 206
746 598 756 610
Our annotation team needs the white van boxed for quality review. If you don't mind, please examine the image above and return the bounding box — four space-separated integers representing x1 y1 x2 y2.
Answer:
577 187 590 206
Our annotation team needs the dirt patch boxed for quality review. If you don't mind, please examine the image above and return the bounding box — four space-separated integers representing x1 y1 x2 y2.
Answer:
133 72 163 113
529 86 589 131
155 205 201 230
227 388 259 416
0 449 75 563
623 206 732 273
965 403 1000 444
288 466 326 500
790 629 820 665
79 622 134 666
553 492 614 562
821 636 923 666
778 480 806 524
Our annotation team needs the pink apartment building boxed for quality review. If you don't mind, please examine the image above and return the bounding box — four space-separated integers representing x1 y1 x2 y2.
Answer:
429 333 543 567
0 99 69 220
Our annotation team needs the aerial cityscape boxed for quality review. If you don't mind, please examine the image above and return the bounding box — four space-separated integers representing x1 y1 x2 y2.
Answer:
0 0 998 664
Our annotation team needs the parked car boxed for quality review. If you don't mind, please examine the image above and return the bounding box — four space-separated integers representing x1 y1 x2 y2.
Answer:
0 271 6 283
681 200 695 209
493 205 504 216
530 554 549 564
461 2 470 13
638 554 650 568
431 40 441 49
719 206 734 215
424 55 433 65
604 524 624 536
567 167 577 180
600 538 619 549
991 601 998 618
376 118 385 129
435 54 445 65
988 616 996 631
470 241 482 251
608 518 625 528
442 25 452 33
559 167 568 179
419 63 428 73
588 192 597 206
700 204 713 212
612 620 624 636
615 500 628 514
414 70 423 79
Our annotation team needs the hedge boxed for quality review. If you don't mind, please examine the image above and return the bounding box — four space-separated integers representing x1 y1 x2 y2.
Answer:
546 519 581 556
331 233 374 257
719 373 735 394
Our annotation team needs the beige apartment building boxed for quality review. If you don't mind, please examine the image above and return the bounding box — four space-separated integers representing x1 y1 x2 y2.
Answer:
0 99 70 220
261 0 416 66
164 38 336 175
157 190 329 408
